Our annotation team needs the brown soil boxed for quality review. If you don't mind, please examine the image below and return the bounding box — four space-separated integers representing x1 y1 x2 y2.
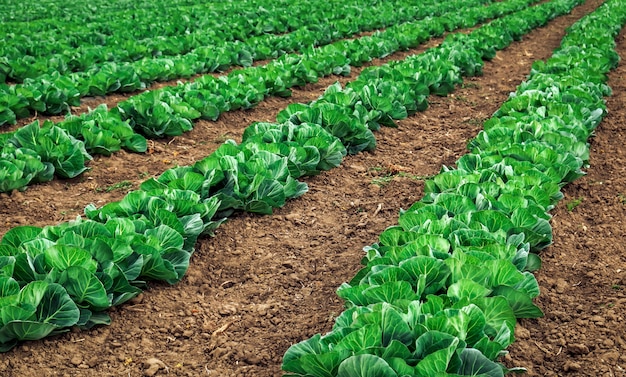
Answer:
2 0 625 376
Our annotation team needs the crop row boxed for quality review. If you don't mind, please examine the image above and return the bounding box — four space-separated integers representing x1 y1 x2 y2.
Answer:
0 0 446 84
0 0 200 24
0 0 586 353
281 1 625 376
0 0 541 193
2 0 298 61
0 0 487 122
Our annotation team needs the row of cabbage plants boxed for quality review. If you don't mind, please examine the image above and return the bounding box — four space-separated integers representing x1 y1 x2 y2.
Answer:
1 0 332 67
281 0 626 375
0 0 586 352
0 0 542 193
0 0 487 124
0 0 447 84
1 0 208 24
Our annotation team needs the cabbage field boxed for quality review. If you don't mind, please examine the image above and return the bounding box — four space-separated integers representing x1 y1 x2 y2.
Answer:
1 0 625 375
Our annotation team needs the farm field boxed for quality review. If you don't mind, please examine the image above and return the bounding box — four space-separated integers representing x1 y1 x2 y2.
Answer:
1 0 625 376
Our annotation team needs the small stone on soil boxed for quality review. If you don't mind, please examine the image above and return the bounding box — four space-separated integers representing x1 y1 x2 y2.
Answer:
70 355 83 366
143 358 166 377
555 278 569 294
568 343 589 355
284 213 300 221
130 293 144 305
563 361 581 372
218 304 238 316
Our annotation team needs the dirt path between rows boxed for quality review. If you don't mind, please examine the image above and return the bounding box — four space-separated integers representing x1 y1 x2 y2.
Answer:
1 0 622 376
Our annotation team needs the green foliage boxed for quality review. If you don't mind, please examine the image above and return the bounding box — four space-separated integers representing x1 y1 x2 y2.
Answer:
98 181 133 193
0 0 492 128
0 121 91 191
283 0 624 375
0 0 621 366
0 0 545 192
565 197 584 211
0 281 80 351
